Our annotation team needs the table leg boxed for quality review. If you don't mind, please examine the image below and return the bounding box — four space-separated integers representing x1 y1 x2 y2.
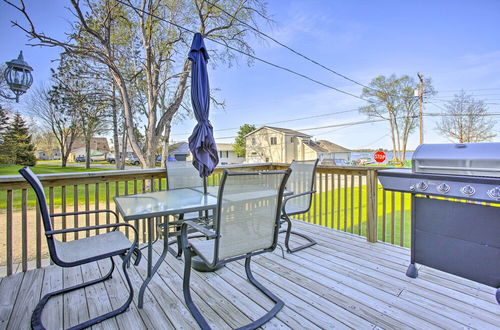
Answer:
139 217 168 308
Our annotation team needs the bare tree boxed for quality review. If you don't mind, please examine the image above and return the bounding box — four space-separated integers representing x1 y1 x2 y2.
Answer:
436 91 496 143
52 56 110 169
359 74 435 161
27 85 80 167
6 0 271 168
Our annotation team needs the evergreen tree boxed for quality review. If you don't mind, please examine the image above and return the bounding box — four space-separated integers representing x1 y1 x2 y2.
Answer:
0 105 11 164
0 105 9 133
3 113 36 166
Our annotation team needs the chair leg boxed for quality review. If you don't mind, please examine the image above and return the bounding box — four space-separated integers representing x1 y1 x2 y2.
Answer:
31 254 135 330
183 247 211 330
241 256 284 330
281 214 317 253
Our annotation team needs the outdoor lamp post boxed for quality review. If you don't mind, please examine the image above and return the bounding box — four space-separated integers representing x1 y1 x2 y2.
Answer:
1 51 33 103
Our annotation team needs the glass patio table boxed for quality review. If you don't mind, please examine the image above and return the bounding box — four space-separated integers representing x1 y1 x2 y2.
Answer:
114 188 218 308
114 185 292 308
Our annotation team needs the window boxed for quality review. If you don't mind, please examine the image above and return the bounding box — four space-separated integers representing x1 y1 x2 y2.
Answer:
251 152 257 155
270 137 277 145
219 151 229 158
265 157 269 162
290 137 294 143
251 138 256 145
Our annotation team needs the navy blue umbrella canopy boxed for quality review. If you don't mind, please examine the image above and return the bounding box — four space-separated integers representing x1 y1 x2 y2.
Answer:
188 33 219 179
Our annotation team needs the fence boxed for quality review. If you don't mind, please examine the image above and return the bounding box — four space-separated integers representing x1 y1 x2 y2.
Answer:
0 163 411 277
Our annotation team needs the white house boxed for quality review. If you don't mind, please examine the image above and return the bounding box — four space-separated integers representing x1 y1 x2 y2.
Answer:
216 143 244 164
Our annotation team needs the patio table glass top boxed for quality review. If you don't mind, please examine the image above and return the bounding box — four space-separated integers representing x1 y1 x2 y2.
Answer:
114 188 218 221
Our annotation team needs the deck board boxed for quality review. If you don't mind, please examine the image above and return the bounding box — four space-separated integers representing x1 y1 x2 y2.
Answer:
0 221 498 329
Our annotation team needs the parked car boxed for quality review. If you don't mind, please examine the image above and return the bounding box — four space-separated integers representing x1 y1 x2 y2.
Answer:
107 156 116 164
75 155 86 162
126 155 140 165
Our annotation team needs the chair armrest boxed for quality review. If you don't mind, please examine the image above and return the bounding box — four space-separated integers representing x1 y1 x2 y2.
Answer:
283 190 315 204
45 223 138 243
50 209 119 221
282 190 316 212
181 220 217 239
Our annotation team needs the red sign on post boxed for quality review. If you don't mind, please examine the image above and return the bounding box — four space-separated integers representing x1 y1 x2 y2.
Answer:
374 151 386 163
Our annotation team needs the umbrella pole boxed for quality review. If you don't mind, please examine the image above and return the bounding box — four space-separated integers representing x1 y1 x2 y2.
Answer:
203 177 209 220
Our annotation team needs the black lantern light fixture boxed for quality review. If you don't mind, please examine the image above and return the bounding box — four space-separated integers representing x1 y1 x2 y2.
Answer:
1 51 33 103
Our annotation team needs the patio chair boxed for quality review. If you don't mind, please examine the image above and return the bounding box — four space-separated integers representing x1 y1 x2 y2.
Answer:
162 162 207 257
280 159 319 253
19 167 141 330
181 168 291 330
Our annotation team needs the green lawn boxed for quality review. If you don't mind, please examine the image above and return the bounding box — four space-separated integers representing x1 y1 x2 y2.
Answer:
301 185 412 247
0 164 111 175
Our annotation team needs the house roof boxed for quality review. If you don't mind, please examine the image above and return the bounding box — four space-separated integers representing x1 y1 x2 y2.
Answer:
303 140 325 152
245 126 311 138
71 137 110 153
315 140 351 152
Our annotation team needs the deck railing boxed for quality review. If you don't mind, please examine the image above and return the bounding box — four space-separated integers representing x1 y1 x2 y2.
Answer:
0 163 411 276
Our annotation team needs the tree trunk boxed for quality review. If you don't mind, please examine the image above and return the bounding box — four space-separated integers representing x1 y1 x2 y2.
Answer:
61 146 68 167
85 134 91 169
162 123 171 167
120 126 127 170
389 117 397 161
111 81 121 170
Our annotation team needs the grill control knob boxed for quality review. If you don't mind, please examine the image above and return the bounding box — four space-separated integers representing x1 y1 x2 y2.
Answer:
409 185 416 192
460 185 476 197
437 183 450 194
416 181 428 191
487 187 500 201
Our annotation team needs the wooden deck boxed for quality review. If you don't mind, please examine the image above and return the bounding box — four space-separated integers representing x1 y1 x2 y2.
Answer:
1 220 499 330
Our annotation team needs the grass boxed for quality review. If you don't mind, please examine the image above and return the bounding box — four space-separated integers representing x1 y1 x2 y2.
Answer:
0 164 110 176
301 185 412 247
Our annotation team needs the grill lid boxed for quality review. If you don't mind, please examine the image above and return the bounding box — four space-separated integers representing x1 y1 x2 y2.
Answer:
412 143 500 178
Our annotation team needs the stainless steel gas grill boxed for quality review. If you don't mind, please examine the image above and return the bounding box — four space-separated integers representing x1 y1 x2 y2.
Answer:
378 143 500 304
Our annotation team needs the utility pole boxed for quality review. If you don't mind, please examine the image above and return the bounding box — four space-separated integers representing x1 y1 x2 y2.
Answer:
417 73 424 144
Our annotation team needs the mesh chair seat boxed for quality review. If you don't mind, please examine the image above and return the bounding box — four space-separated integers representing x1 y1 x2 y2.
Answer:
54 231 132 263
190 239 215 265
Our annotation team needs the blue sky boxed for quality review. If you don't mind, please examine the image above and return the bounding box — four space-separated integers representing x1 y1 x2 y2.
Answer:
1 0 500 150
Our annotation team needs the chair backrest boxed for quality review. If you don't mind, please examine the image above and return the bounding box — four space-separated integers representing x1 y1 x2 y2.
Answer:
166 162 204 190
19 167 53 233
19 167 62 264
214 169 291 261
285 159 319 214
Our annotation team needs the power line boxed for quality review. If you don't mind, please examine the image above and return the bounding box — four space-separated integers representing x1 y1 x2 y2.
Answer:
359 132 390 149
170 107 361 136
424 112 500 117
436 88 500 93
116 0 370 102
210 118 388 140
202 0 375 92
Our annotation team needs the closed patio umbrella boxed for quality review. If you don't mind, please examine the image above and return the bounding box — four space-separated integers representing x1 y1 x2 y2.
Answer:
187 33 219 194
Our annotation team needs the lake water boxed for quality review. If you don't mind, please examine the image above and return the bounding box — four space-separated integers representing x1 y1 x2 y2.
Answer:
351 151 414 164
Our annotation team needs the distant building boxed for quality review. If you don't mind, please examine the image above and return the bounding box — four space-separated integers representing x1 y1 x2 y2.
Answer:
244 126 350 164
34 148 62 160
309 140 351 165
216 143 244 164
169 142 190 161
69 137 111 161
172 142 243 164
